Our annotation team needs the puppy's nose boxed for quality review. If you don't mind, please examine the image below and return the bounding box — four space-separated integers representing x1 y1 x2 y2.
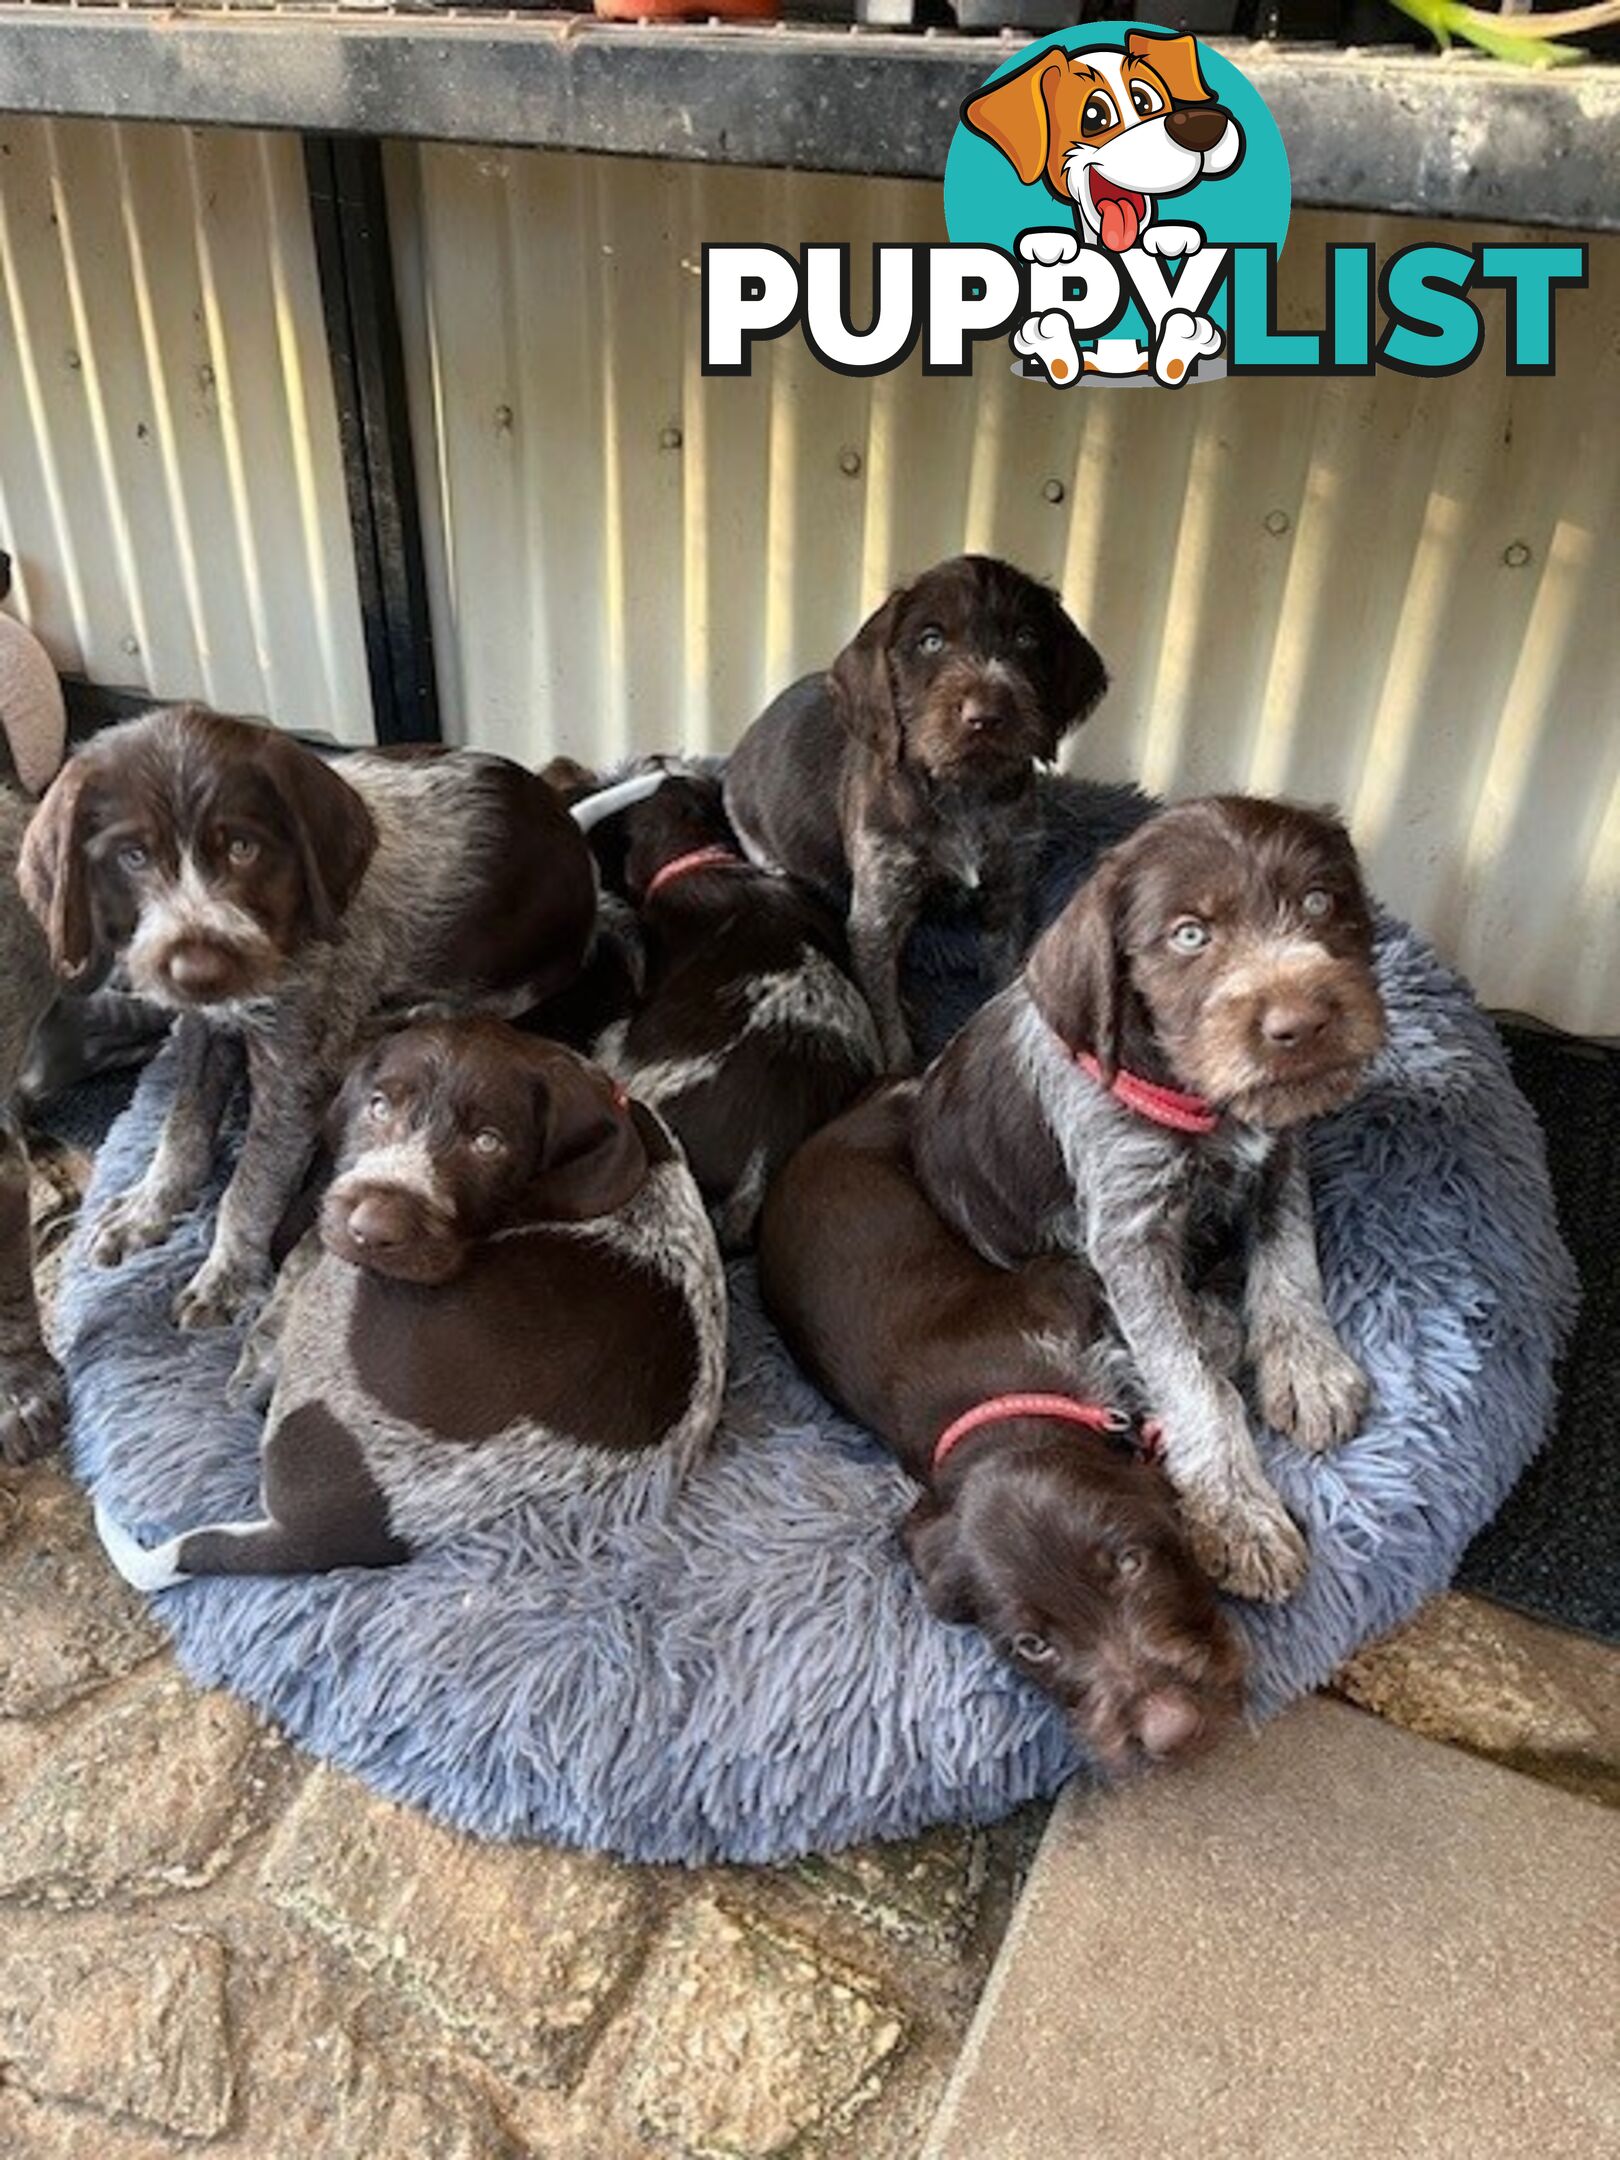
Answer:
1165 106 1228 155
1260 997 1331 1049
165 943 238 1001
1135 1689 1203 1759
344 1194 413 1252
959 698 1007 732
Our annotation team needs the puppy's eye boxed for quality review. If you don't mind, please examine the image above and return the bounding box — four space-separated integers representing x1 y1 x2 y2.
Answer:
1081 91 1119 135
916 626 946 656
1301 888 1332 920
226 835 260 867
1129 80 1165 118
117 843 150 875
1012 1632 1055 1665
1169 919 1210 954
1014 625 1040 651
1116 1548 1146 1578
471 1128 506 1157
366 1092 391 1122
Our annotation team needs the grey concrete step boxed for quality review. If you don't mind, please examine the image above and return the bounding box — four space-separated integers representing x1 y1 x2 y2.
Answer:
925 1696 1619 2160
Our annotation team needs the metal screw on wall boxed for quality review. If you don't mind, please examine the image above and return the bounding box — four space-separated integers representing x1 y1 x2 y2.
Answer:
839 448 863 478
1503 541 1532 569
1042 478 1065 505
494 405 514 433
1264 509 1292 537
659 425 683 452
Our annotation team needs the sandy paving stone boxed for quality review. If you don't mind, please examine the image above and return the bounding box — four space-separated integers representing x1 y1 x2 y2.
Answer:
624 1899 906 2160
259 1765 654 2089
0 1463 163 1720
0 1923 233 2140
0 1668 287 1909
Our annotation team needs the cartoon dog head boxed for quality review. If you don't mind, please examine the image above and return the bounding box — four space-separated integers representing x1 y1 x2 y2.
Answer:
965 32 1243 254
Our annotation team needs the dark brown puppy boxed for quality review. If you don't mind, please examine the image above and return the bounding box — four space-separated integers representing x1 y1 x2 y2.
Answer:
723 556 1108 1072
913 795 1387 1603
96 1018 727 1582
18 708 597 1331
759 1085 1245 1769
570 767 880 1248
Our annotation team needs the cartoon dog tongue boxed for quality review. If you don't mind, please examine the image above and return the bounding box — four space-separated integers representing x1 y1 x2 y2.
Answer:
1097 189 1142 253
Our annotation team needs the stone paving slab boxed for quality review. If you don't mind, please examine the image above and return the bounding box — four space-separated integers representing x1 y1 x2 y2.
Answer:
925 1696 1620 2160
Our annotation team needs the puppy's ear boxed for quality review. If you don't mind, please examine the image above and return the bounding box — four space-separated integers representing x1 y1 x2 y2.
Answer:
257 731 377 939
324 1039 383 1154
527 1045 647 1222
963 50 1064 187
901 1495 978 1625
1025 850 1129 1080
1039 600 1110 759
538 755 600 807
1126 30 1213 105
829 591 903 762
17 757 97 978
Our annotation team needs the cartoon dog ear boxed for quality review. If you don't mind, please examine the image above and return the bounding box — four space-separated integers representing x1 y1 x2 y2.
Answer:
17 755 97 979
962 49 1066 188
1126 29 1213 105
828 590 904 762
900 1496 979 1626
526 1044 647 1223
254 726 378 940
1025 846 1132 1081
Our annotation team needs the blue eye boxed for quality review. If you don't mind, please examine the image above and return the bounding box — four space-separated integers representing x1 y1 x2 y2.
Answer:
1170 919 1210 954
118 844 150 874
1302 888 1332 920
917 627 945 656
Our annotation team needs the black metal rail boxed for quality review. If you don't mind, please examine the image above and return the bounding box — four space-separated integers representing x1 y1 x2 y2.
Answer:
0 10 1616 231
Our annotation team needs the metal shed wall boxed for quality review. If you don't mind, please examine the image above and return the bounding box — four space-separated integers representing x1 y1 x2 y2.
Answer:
387 144 1619 1035
0 117 372 741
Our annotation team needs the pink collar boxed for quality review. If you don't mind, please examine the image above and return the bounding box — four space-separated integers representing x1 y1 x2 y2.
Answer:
1072 1050 1220 1136
933 1391 1156 1473
643 845 750 903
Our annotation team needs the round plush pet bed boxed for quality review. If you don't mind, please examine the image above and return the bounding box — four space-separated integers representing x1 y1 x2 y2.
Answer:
58 780 1577 1865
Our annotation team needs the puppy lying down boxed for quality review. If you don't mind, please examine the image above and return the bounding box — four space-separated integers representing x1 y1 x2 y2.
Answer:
98 1018 727 1582
760 1085 1245 1770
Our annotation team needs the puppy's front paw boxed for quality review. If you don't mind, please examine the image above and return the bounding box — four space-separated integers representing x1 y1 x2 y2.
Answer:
0 1345 65 1465
173 1254 263 1333
1140 223 1204 259
89 1185 182 1268
1152 308 1222 387
1184 1486 1309 1604
1255 1328 1370 1454
876 1018 917 1076
225 1329 278 1412
1018 229 1080 267
1012 309 1082 387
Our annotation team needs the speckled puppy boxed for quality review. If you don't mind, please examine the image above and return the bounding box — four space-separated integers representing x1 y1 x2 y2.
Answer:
97 1017 727 1581
913 796 1387 1602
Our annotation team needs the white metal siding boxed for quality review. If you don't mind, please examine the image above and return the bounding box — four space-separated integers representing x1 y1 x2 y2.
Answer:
0 117 372 742
389 145 1619 1033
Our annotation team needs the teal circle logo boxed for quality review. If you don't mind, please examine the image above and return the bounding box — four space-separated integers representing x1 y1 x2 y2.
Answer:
944 25 1291 385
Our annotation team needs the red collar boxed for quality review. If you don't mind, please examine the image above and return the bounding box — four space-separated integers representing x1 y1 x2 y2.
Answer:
643 845 749 902
1072 1051 1220 1136
933 1391 1158 1473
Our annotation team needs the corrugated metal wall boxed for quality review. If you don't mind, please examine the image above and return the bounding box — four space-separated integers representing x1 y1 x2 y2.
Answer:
0 117 372 741
388 145 1619 1035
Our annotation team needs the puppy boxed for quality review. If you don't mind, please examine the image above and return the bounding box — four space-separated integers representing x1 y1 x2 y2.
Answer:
965 31 1243 260
724 555 1107 1072
569 765 880 1248
0 559 69 1461
759 1085 1245 1767
18 707 597 1331
912 796 1387 1602
96 1018 727 1581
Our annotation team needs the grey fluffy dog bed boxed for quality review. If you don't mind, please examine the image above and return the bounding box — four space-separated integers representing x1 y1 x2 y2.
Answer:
58 781 1575 1863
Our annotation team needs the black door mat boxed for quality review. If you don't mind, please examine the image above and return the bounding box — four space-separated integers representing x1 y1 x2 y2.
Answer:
1457 1021 1620 1646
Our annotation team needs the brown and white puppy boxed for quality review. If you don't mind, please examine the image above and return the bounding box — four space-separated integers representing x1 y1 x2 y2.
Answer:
569 765 881 1249
759 1085 1245 1768
723 556 1108 1073
18 707 597 1331
0 556 70 1461
913 795 1387 1603
96 1018 727 1581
